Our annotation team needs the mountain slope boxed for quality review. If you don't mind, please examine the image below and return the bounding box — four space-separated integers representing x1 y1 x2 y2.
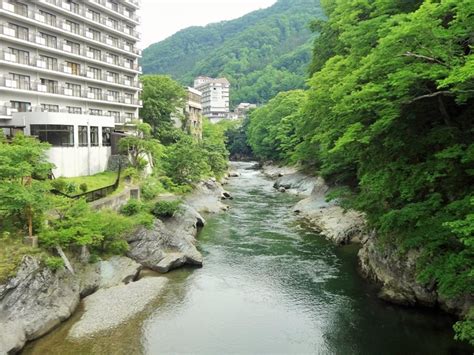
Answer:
141 0 324 105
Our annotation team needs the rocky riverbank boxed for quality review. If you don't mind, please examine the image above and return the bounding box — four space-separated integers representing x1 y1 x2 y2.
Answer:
263 164 473 319
0 178 231 354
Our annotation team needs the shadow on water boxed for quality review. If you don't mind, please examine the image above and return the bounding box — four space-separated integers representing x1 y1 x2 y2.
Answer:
24 162 472 354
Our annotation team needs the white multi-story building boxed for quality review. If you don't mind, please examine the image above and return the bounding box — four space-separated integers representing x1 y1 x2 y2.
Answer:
193 76 229 123
0 0 142 177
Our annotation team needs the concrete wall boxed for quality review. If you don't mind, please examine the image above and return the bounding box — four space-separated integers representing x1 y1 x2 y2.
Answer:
90 186 140 212
11 111 114 177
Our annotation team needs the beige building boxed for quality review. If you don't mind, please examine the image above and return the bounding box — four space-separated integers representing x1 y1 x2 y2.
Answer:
185 86 202 139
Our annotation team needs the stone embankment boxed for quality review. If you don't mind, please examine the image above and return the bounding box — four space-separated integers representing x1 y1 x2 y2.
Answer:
0 178 231 354
263 164 472 318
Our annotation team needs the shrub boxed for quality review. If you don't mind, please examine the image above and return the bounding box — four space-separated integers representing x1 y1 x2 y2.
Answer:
65 182 77 194
79 183 88 193
51 179 67 192
152 200 181 218
120 199 143 216
141 177 165 200
44 256 64 271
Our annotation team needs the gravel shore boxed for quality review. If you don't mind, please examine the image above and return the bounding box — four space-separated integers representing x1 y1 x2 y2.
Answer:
68 277 168 339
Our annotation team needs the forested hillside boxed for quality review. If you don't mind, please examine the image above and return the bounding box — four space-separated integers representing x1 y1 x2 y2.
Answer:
246 0 474 344
141 0 324 105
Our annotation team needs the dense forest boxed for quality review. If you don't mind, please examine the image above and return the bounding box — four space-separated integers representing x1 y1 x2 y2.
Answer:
141 0 324 106
245 0 474 344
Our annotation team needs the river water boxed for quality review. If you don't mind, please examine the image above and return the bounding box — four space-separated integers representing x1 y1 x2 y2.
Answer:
24 162 471 354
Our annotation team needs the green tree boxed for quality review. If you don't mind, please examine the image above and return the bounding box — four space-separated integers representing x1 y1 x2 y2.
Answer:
140 75 186 140
0 134 53 247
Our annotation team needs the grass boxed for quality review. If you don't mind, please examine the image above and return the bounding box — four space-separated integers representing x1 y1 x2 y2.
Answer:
0 234 42 284
62 171 118 193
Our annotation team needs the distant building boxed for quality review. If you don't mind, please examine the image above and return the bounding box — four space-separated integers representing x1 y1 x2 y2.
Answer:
185 87 203 139
235 103 257 118
193 76 230 123
0 0 142 177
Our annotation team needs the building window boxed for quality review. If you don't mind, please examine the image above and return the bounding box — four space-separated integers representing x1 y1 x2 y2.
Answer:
107 90 119 102
108 53 119 65
10 73 30 90
39 32 57 48
10 101 30 112
108 1 119 12
39 10 56 26
40 78 58 94
9 23 28 40
65 40 80 54
67 106 82 114
9 48 29 65
39 55 57 70
125 112 133 121
30 125 74 147
102 127 112 146
88 47 101 60
66 62 81 75
90 126 99 146
89 28 101 41
78 126 88 146
88 9 100 22
106 71 119 83
89 109 102 116
66 20 80 34
108 111 120 123
13 2 28 16
66 83 81 97
66 0 80 14
124 93 133 104
89 87 102 99
107 35 118 47
88 66 102 80
40 104 59 112
108 18 118 30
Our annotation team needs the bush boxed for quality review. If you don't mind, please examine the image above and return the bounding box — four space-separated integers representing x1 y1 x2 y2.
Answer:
51 179 67 192
65 182 77 194
152 200 181 218
120 199 143 216
44 256 64 271
79 183 88 193
141 177 165 200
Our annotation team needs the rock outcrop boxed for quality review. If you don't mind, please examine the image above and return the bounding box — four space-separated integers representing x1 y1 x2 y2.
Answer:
0 255 145 354
185 179 231 213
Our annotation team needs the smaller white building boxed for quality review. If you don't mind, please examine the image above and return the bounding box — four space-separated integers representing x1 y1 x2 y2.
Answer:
193 76 230 121
10 112 115 178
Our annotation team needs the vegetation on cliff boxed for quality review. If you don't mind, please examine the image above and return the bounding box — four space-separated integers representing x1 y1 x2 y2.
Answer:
141 0 324 106
246 0 474 344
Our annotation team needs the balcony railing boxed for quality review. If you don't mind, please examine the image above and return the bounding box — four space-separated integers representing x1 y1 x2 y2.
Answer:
0 50 141 90
1 0 142 54
0 76 142 107
87 0 140 23
0 25 142 73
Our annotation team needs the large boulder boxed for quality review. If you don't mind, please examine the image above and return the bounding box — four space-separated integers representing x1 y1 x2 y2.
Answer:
274 172 317 197
98 256 142 289
0 256 81 354
126 219 203 273
185 179 230 214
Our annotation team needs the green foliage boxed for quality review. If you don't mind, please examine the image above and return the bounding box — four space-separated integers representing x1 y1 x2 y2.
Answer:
152 200 182 219
79 183 88 193
51 179 67 192
0 134 54 242
120 199 144 216
140 75 187 140
65 182 77 194
140 177 165 200
224 118 254 160
44 256 64 271
141 0 324 105
0 234 40 283
247 90 307 163
454 308 474 346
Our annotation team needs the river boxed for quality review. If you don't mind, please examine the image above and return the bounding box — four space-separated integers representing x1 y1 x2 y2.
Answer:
24 162 471 354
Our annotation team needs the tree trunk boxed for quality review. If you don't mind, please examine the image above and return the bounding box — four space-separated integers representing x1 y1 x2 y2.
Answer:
28 208 37 248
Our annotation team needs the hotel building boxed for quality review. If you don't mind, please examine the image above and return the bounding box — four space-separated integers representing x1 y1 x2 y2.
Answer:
193 76 229 123
0 0 142 177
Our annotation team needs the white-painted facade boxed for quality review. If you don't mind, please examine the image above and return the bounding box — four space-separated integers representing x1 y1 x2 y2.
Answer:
0 0 142 177
193 76 230 121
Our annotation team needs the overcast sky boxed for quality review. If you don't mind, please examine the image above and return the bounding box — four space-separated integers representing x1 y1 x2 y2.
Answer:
139 0 277 49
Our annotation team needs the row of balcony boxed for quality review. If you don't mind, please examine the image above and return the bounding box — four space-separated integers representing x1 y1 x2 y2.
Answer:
0 76 142 106
0 25 142 73
87 0 140 23
0 50 142 90
39 0 141 40
0 104 136 123
1 1 141 56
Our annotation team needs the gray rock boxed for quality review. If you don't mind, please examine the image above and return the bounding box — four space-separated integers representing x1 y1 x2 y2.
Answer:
185 179 229 214
278 187 286 193
126 219 203 273
98 256 141 289
273 172 317 196
0 256 81 354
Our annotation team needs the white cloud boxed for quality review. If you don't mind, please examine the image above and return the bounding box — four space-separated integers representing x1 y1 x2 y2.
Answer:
138 0 277 49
